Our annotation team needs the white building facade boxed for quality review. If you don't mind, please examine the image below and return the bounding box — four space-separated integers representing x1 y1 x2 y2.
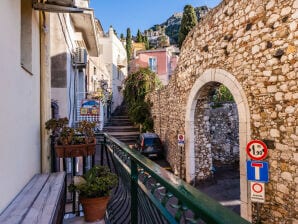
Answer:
50 5 103 127
0 0 48 212
98 27 128 113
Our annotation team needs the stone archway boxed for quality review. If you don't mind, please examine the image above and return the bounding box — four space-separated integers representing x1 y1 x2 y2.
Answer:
185 68 251 220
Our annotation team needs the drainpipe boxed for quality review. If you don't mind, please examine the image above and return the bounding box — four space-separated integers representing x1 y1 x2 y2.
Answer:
40 9 51 173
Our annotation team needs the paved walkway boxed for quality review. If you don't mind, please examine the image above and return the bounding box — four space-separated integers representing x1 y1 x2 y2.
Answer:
64 216 104 224
196 166 240 214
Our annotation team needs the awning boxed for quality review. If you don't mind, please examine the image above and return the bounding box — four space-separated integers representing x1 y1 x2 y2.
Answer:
70 11 99 57
33 2 84 13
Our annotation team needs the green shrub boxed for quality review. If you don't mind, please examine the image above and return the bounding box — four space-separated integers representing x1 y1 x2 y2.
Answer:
69 165 118 198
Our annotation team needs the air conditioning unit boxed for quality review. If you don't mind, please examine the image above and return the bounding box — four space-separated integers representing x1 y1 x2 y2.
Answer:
74 48 87 65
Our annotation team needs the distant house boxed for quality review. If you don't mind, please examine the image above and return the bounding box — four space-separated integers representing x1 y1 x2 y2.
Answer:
98 27 128 113
132 42 146 58
129 46 179 85
144 27 170 49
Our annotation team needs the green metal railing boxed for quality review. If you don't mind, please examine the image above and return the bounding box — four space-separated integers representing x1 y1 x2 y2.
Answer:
97 133 250 224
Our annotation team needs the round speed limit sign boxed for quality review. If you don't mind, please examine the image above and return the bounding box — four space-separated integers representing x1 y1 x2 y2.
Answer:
246 140 268 160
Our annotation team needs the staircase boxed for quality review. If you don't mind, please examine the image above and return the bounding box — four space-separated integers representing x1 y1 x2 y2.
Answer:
103 105 139 146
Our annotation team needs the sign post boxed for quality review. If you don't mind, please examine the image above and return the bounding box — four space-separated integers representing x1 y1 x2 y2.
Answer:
246 139 269 207
177 134 185 178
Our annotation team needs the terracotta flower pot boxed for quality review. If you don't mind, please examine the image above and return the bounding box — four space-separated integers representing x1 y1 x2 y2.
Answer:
79 196 110 222
54 138 96 158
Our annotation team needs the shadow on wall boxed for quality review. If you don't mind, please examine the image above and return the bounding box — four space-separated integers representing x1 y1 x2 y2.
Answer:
51 53 68 88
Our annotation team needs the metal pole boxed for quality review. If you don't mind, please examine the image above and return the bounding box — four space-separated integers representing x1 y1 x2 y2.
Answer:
180 145 183 179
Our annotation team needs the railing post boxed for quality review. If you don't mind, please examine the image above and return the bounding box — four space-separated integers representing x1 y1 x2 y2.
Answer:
101 135 106 166
131 159 138 224
50 135 56 172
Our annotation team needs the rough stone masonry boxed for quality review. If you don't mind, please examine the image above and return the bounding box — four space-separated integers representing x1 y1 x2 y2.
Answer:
149 0 298 223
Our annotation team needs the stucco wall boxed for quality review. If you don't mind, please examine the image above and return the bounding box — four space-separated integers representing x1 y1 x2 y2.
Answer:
50 13 76 124
0 1 41 212
149 0 298 222
99 28 127 112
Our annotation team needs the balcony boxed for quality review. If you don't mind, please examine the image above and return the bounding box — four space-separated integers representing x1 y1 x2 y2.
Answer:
54 133 250 224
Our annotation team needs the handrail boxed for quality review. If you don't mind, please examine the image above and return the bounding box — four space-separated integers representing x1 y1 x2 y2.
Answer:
99 132 250 224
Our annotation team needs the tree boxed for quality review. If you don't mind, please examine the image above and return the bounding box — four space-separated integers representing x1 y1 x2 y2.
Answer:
178 5 198 48
211 85 234 108
113 29 118 37
158 35 170 48
126 28 132 62
136 29 143 42
143 36 150 50
120 33 124 40
123 68 162 131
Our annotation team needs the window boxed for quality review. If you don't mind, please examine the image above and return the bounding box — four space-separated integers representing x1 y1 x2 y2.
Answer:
148 57 157 72
21 0 33 74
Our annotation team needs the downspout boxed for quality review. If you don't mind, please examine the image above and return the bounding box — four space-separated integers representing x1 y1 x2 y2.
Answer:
40 8 51 173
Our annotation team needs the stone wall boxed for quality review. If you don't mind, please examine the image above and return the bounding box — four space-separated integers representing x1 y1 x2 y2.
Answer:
149 0 298 222
210 103 239 165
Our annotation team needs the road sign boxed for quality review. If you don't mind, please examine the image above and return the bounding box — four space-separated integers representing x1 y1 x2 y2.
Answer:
246 140 268 160
178 134 185 146
250 182 265 203
247 160 269 182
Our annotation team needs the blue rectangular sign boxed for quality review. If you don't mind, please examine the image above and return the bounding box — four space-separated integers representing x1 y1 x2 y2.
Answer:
247 160 269 183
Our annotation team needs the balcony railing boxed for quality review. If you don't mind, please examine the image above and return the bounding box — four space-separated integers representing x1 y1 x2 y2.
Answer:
98 133 250 224
53 133 250 223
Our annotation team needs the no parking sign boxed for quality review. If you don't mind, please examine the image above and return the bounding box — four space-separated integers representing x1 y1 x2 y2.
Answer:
251 182 265 203
177 134 185 146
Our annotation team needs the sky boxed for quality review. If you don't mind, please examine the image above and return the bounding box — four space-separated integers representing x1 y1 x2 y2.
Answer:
89 0 222 36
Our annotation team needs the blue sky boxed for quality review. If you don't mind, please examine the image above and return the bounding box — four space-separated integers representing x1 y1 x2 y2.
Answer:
90 0 222 36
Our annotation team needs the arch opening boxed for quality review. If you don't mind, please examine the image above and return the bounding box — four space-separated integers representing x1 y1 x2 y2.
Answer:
185 69 251 220
192 81 240 214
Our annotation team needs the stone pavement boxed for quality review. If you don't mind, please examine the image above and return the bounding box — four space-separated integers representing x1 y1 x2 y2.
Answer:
196 166 240 214
63 216 104 224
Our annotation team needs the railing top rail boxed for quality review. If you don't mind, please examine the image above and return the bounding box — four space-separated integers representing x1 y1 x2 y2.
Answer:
100 132 250 224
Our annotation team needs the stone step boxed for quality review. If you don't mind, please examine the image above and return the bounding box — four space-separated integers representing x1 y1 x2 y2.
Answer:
103 105 139 147
111 117 130 121
108 123 132 126
111 115 129 118
110 116 130 119
108 121 131 124
103 127 139 132
106 123 133 126
106 118 132 122
107 133 139 139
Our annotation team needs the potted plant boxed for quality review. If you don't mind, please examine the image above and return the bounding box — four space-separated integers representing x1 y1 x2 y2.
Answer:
69 165 118 222
45 117 96 158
